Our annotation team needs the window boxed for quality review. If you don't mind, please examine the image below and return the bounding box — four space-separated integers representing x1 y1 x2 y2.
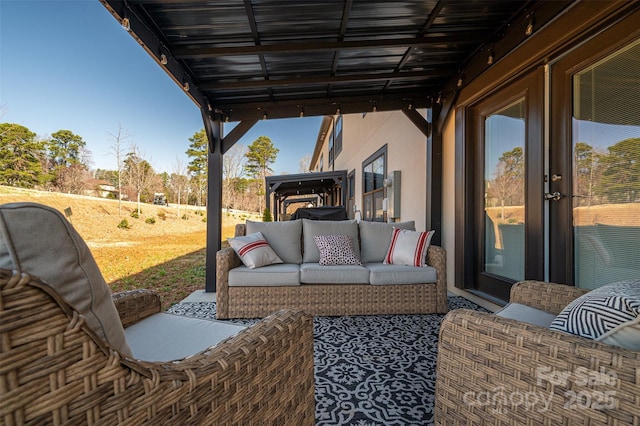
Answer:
319 154 323 172
328 131 334 165
362 145 386 222
334 115 343 159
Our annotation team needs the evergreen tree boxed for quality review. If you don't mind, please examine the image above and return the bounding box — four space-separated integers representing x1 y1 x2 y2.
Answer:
0 123 46 187
46 130 90 190
185 129 209 207
597 137 640 203
245 136 279 212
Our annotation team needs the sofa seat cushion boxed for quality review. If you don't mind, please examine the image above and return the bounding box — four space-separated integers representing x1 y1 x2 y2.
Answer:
495 303 557 328
229 263 300 286
365 262 437 285
300 263 370 284
125 313 246 362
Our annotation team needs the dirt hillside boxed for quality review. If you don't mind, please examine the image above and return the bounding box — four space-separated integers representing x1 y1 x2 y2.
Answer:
0 186 259 307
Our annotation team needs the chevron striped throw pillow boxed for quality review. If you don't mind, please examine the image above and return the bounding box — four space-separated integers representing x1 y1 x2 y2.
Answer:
550 280 640 350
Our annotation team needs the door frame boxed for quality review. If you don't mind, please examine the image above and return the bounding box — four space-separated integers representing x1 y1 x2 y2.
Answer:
461 69 545 302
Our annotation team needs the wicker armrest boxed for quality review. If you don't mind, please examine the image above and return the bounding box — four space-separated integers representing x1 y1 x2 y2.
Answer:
122 308 316 424
435 309 640 424
112 289 162 328
426 245 448 313
216 246 243 319
510 280 589 315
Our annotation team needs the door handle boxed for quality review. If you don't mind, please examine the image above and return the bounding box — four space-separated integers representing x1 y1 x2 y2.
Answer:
544 192 565 201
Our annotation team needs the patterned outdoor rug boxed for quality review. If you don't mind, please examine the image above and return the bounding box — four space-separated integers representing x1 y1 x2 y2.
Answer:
167 296 487 426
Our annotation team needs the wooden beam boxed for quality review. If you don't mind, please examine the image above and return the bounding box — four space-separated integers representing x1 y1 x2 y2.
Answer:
402 108 430 138
426 104 442 246
100 0 210 111
222 119 258 154
202 109 223 292
214 94 433 122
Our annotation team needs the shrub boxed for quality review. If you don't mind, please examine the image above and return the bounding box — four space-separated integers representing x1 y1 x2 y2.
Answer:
145 217 156 224
262 208 273 222
130 211 139 219
157 211 166 221
202 217 207 223
182 214 189 220
117 219 131 230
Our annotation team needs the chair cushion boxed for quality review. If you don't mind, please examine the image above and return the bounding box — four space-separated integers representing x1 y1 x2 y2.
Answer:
314 234 362 266
359 221 415 263
125 313 246 362
0 202 132 356
366 262 437 285
550 280 640 350
384 228 435 267
229 263 300 286
495 303 557 328
302 219 359 263
300 263 370 284
246 219 302 264
228 232 283 269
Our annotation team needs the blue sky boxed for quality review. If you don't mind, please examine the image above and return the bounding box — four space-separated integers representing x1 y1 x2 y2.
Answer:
0 0 321 175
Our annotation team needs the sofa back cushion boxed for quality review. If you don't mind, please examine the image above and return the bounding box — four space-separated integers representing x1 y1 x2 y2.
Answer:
246 219 302 264
359 221 415 263
302 219 359 263
0 202 132 356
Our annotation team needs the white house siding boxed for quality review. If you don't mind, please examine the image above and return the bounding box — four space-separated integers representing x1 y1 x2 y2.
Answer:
313 110 428 232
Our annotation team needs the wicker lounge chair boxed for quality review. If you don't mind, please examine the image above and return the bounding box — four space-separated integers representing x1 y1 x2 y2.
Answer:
435 280 640 424
0 202 315 424
0 269 315 425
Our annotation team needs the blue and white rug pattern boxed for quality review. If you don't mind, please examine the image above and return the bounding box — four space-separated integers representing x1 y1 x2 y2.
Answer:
167 296 486 426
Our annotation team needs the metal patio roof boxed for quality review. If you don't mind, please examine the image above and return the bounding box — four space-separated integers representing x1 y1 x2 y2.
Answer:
99 1 572 123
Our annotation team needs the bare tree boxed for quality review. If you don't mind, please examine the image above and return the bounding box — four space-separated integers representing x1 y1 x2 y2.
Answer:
108 125 130 215
170 157 190 218
223 144 248 209
57 163 93 194
123 144 156 215
298 154 312 173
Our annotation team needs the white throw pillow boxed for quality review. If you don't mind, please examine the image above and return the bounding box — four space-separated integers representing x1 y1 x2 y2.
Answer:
550 280 640 350
383 228 435 267
359 221 415 263
314 234 362 266
228 232 283 269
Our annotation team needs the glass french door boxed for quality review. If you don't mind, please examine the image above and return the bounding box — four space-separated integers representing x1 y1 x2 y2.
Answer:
470 71 544 301
550 34 640 289
464 14 639 303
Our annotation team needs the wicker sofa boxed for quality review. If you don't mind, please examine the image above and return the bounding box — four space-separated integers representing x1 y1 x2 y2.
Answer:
216 219 447 319
435 280 640 425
